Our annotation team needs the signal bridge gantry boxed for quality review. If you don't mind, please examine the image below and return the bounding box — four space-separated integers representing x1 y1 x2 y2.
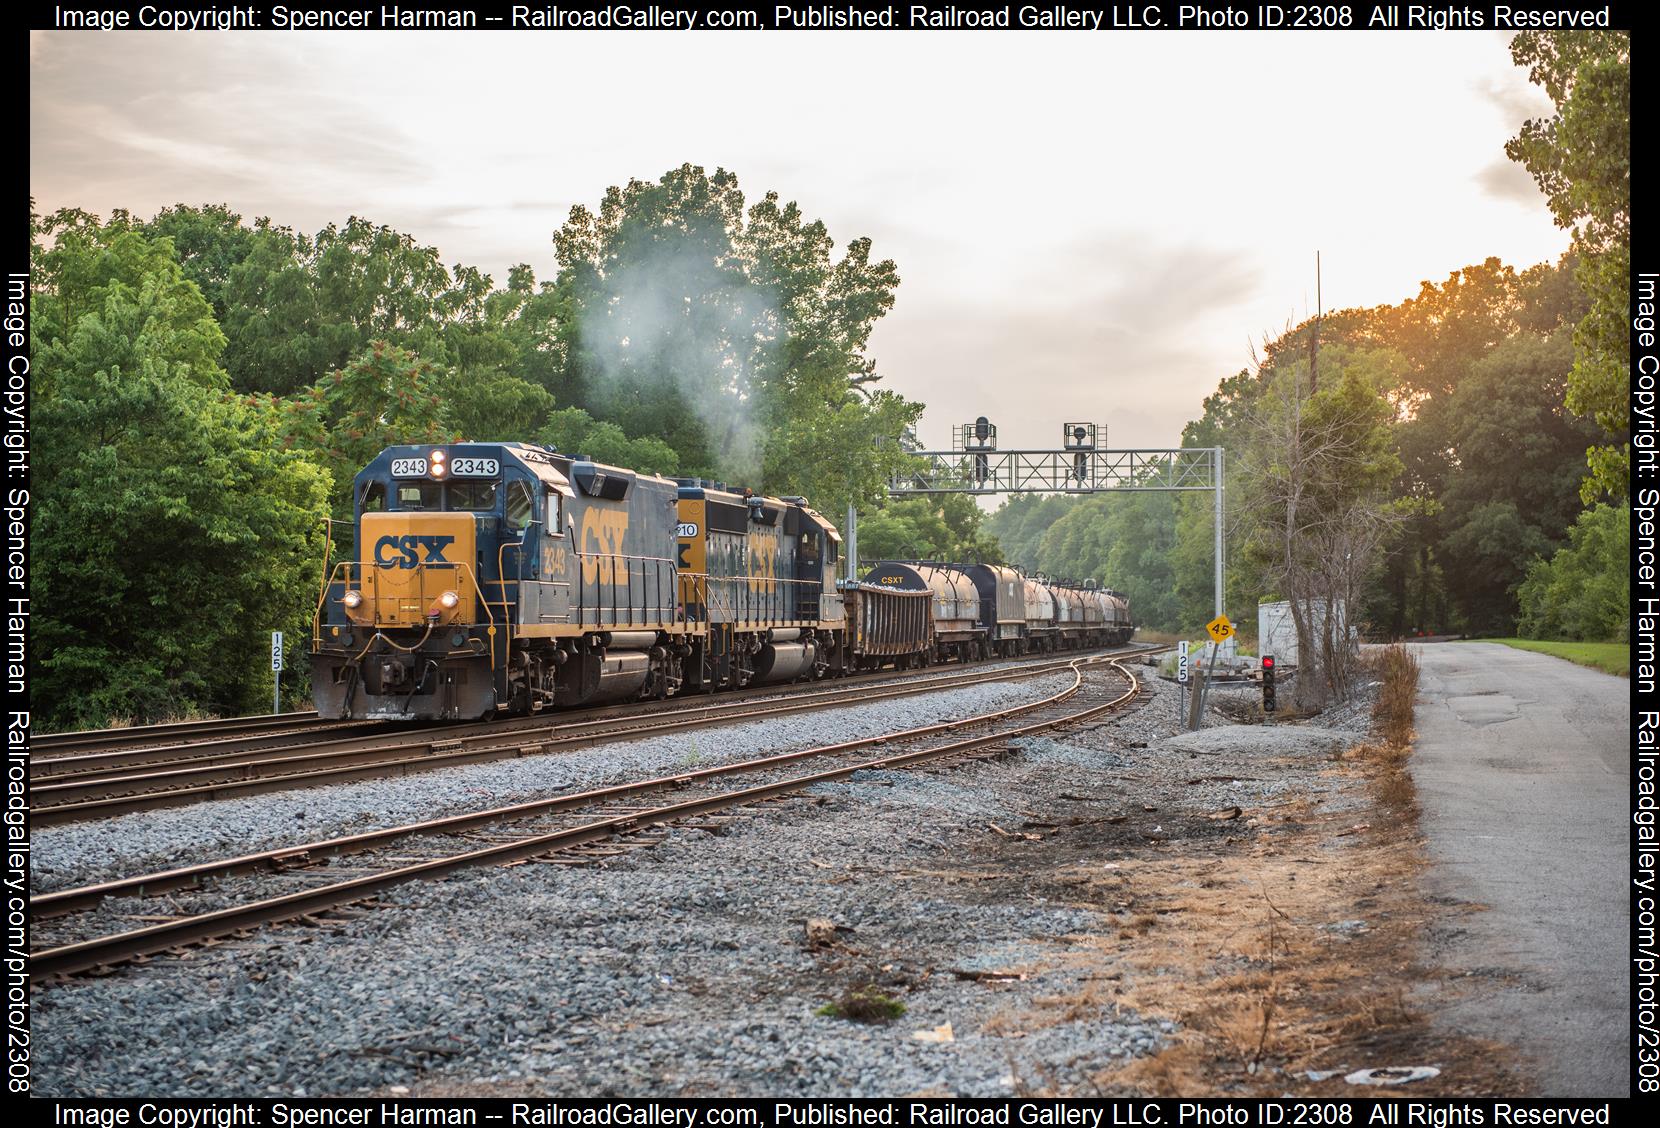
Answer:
866 419 1228 625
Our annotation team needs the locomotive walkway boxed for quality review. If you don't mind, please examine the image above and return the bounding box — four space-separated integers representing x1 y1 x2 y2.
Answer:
1408 641 1628 1096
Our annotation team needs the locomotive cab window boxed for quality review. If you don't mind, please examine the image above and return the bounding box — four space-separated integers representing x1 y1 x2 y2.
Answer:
546 492 564 536
448 480 498 512
396 482 442 510
360 481 387 513
506 481 535 531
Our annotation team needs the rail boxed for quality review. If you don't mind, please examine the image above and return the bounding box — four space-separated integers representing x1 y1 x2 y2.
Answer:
31 656 1143 976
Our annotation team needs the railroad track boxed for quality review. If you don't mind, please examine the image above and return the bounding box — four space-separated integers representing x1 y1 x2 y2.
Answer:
34 644 1160 772
31 644 1162 825
31 654 1149 979
33 710 340 758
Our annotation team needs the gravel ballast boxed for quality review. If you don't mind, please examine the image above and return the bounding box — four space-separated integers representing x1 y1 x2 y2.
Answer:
34 675 1075 894
34 664 1379 1096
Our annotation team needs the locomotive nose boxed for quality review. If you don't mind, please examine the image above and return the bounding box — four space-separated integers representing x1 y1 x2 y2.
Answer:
355 511 478 627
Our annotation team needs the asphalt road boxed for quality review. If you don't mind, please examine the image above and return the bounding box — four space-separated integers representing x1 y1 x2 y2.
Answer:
1409 642 1629 1096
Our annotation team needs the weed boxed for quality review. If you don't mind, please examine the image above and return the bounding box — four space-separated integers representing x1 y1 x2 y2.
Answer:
1355 645 1422 811
1367 645 1420 748
817 985 906 1024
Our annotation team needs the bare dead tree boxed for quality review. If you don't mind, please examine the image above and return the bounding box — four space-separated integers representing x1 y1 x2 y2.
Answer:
1235 352 1402 709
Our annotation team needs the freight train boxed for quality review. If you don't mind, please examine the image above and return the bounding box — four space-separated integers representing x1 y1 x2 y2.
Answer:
311 442 1132 720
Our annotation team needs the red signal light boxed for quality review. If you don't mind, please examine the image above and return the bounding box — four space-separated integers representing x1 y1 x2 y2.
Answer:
1262 655 1275 669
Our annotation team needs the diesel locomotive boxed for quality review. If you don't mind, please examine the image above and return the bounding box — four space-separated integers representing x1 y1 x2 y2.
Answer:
310 441 1132 721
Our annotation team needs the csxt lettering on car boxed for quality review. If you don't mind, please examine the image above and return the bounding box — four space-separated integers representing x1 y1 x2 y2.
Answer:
373 534 456 569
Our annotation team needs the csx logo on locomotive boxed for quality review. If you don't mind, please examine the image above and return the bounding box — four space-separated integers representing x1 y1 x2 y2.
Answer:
373 534 456 569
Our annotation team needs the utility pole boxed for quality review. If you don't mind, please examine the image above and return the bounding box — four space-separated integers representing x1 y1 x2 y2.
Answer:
845 502 859 582
1310 250 1322 393
1213 446 1225 624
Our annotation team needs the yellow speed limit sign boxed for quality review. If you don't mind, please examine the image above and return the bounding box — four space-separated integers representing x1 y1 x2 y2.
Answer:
1205 614 1234 644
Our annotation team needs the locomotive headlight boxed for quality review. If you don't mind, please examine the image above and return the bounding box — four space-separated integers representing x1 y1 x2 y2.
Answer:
431 448 446 461
439 590 459 609
431 460 448 478
342 590 363 609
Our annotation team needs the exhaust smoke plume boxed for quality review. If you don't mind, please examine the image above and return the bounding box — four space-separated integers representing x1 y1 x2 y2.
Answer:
577 242 780 486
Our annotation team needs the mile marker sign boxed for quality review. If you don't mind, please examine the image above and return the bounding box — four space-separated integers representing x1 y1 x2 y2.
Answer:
1205 615 1234 644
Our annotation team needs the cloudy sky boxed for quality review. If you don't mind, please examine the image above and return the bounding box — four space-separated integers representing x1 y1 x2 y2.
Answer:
30 28 1568 450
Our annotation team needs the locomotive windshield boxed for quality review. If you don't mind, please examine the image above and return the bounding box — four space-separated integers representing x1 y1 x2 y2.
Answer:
447 480 498 511
373 479 508 514
394 481 443 510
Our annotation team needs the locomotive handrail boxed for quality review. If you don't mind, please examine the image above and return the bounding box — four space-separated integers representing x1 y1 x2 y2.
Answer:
493 522 544 653
569 550 679 630
695 573 824 627
311 558 497 672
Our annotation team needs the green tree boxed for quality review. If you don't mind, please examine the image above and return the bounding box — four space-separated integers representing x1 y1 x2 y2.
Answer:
984 494 1075 567
1434 332 1601 632
143 203 259 326
549 164 917 508
220 216 457 395
443 370 556 442
984 491 1180 633
31 208 228 395
537 407 680 477
1516 503 1630 640
857 495 1002 566
278 343 452 518
1507 31 1630 499
33 236 329 728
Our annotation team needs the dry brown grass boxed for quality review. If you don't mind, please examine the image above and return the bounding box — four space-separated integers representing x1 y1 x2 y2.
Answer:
944 637 1525 1096
1347 645 1423 812
992 644 1523 1095
1062 812 1521 1095
1368 644 1420 747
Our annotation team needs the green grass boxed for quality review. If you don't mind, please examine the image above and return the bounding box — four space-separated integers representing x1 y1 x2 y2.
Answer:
1470 638 1628 677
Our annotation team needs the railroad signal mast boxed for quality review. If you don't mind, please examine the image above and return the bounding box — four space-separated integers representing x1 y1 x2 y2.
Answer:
1261 654 1277 713
877 417 1227 628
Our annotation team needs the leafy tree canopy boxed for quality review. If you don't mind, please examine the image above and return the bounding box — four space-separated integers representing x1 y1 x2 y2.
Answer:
33 246 329 728
1507 30 1630 499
